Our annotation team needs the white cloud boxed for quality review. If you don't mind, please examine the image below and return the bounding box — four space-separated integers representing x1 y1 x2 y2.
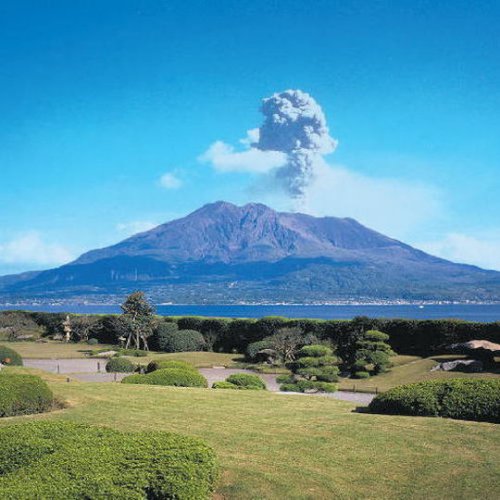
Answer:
0 232 74 266
300 161 444 238
159 172 183 189
198 140 286 174
417 233 500 271
116 220 157 236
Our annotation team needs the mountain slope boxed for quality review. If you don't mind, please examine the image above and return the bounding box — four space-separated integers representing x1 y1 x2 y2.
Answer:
1 201 499 303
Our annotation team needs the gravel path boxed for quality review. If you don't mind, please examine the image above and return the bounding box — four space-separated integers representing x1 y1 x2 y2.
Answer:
25 359 375 405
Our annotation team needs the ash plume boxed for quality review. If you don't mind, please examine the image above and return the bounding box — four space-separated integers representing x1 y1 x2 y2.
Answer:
253 89 337 202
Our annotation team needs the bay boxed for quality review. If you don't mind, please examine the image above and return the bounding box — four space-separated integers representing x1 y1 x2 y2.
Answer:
0 303 499 322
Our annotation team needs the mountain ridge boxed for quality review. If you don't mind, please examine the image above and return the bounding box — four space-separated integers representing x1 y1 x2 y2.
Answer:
1 201 499 303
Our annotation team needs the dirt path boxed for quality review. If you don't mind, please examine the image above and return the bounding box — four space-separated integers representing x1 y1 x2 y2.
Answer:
24 360 375 404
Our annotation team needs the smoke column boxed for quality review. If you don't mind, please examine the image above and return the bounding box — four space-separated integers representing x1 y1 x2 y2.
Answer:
253 89 337 202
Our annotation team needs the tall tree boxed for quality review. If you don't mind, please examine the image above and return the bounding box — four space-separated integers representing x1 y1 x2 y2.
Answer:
121 291 155 350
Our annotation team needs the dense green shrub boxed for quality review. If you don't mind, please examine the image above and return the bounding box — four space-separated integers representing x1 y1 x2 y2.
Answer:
246 339 272 362
123 368 208 388
281 344 339 393
153 326 206 353
212 381 239 389
353 371 371 379
117 348 148 357
225 373 266 390
145 359 197 373
106 357 135 373
0 421 217 499
0 345 23 366
86 338 98 345
0 373 53 417
369 379 500 423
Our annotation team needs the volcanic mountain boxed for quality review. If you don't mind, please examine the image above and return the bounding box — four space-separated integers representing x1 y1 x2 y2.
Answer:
1 201 499 303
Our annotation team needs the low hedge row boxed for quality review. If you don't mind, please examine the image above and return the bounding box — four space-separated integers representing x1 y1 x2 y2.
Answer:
123 368 208 388
212 373 266 390
369 379 500 423
0 345 23 366
105 357 135 373
0 421 217 499
145 360 198 373
0 373 53 417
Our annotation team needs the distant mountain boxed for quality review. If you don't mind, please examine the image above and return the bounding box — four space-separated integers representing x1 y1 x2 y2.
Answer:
1 201 499 303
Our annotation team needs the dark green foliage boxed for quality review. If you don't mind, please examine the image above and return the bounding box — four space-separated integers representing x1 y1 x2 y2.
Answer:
87 338 98 345
154 327 206 353
246 339 272 362
121 291 156 350
369 379 500 423
117 348 148 357
150 321 179 351
106 357 135 373
212 381 239 389
225 373 266 390
0 373 53 417
0 345 23 366
0 310 44 340
0 421 217 499
349 329 394 377
281 345 339 393
145 360 197 373
353 371 371 379
275 374 294 384
122 368 208 388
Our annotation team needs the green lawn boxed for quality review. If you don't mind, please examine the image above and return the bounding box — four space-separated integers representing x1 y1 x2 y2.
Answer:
4 341 115 359
127 351 242 367
2 369 499 499
339 355 500 393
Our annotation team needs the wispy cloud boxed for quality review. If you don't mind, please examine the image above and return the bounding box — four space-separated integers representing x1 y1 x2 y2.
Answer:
418 232 500 271
116 220 157 236
159 171 183 189
0 232 74 267
199 140 286 174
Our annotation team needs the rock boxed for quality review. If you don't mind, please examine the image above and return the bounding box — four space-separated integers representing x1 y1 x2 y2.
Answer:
431 359 483 373
95 350 117 358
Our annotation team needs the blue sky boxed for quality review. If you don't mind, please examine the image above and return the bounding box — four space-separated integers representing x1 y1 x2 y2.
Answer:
0 0 499 274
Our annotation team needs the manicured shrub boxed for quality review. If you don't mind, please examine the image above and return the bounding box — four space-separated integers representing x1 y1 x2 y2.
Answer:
146 359 197 373
353 371 371 379
281 345 339 393
123 368 208 388
212 381 239 389
246 339 272 362
369 379 500 423
0 345 23 366
276 374 294 384
86 338 98 345
153 326 206 353
0 421 217 499
106 357 135 373
0 373 53 417
225 373 266 390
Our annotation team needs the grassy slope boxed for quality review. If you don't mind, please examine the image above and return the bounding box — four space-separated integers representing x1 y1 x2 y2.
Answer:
1 371 499 499
339 355 500 393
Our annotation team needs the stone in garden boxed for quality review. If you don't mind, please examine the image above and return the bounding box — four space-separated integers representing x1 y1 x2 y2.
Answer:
431 359 483 373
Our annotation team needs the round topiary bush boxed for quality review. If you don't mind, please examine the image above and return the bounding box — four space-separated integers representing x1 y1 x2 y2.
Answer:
0 421 217 499
123 368 208 388
369 379 500 423
353 371 371 379
105 357 135 373
0 373 53 417
156 329 207 353
212 381 239 389
0 345 23 366
86 338 98 345
146 359 197 374
225 373 266 390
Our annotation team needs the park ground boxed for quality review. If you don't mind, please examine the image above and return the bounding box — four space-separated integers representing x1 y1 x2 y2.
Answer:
2 341 500 499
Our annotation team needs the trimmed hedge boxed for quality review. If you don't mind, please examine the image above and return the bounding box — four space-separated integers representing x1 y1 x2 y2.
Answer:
105 357 135 373
0 345 23 366
0 373 53 417
153 326 207 353
146 360 197 374
369 379 500 423
123 368 208 388
225 373 266 390
0 421 217 499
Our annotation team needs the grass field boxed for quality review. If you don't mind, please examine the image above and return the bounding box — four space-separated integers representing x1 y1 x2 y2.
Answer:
338 355 500 393
2 367 499 499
